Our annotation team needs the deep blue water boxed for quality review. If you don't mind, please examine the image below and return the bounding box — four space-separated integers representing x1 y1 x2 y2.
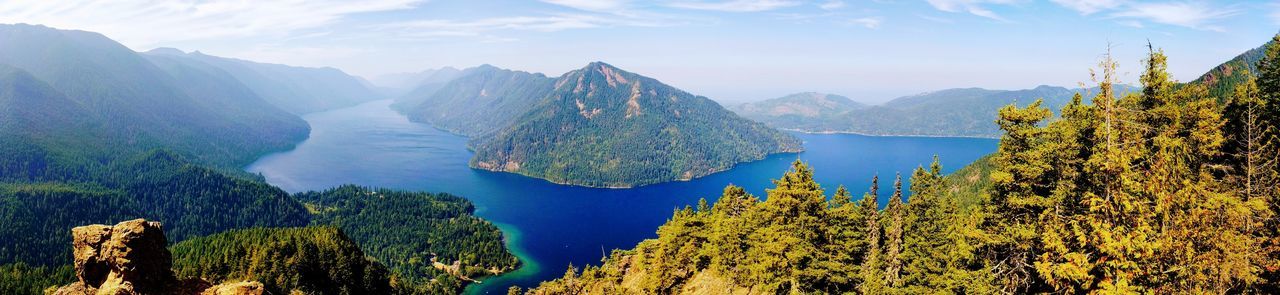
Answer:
246 100 998 294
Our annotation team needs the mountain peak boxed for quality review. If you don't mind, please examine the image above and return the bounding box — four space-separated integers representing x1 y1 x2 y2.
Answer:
145 47 186 56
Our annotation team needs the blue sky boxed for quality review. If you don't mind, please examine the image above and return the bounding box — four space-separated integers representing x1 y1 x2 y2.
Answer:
0 0 1276 103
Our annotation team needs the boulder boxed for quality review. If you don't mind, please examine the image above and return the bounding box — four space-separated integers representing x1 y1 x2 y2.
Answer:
52 219 267 295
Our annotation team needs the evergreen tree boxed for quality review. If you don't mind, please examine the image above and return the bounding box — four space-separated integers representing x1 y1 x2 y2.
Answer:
743 160 827 293
986 98 1054 293
857 176 886 294
1253 35 1280 288
882 173 905 288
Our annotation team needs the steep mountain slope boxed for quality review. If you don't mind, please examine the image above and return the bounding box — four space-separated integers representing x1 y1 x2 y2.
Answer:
400 65 555 136
0 65 108 175
0 24 307 169
145 48 381 114
734 85 1136 138
1191 37 1272 99
469 62 803 188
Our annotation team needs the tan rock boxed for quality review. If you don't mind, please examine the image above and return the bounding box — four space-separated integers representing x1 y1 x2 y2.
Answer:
201 281 266 295
52 219 267 295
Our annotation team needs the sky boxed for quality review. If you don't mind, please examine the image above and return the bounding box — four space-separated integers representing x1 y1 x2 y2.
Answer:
0 0 1276 104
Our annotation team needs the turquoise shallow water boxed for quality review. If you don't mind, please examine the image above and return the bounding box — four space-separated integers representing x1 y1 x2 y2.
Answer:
246 100 998 294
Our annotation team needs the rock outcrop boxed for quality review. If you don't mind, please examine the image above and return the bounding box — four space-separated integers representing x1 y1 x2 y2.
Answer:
52 219 264 295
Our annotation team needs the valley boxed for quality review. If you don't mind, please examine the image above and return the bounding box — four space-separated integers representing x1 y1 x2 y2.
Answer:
244 99 997 293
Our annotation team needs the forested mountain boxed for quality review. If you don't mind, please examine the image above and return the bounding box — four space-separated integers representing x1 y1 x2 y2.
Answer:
0 25 517 295
523 38 1280 294
0 24 308 169
734 85 1136 138
170 226 395 295
297 185 518 294
1192 39 1272 99
399 65 554 136
469 62 803 188
145 48 381 114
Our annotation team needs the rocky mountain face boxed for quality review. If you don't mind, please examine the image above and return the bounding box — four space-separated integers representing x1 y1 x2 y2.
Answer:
469 62 802 187
51 219 264 295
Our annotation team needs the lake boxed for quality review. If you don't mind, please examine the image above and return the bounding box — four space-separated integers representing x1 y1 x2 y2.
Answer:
246 100 998 294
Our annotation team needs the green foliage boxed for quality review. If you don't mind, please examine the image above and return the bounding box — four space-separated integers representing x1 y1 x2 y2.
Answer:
297 185 518 294
0 151 311 268
529 160 990 294
169 226 394 295
470 62 803 188
0 263 74 295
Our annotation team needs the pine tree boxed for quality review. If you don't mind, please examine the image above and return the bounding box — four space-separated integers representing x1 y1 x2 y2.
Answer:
816 185 862 293
883 173 905 288
744 160 827 293
985 98 1054 293
1253 35 1280 290
858 175 886 294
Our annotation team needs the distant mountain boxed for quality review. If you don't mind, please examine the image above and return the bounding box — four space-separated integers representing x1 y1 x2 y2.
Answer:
399 65 553 136
145 48 381 114
728 92 867 131
374 67 463 96
468 62 803 188
733 85 1137 138
388 67 466 111
0 24 308 170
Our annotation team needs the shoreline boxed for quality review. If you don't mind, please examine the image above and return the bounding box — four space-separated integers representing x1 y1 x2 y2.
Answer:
780 128 1001 139
467 148 803 190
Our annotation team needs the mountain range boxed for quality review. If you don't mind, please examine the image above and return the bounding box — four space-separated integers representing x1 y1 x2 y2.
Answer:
0 24 308 170
145 48 382 114
731 85 1139 138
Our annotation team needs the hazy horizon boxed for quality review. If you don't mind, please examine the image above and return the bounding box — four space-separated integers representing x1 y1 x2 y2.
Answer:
3 0 1275 103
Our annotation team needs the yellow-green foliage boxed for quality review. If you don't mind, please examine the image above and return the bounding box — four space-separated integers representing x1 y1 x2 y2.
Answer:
529 37 1280 295
530 159 989 294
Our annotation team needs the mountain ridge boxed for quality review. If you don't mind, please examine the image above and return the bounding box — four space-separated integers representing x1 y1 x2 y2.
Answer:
467 61 803 188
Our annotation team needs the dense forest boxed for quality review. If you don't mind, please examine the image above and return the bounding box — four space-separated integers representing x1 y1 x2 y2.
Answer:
298 185 519 294
170 226 395 295
469 62 803 188
0 161 517 295
0 150 311 268
523 37 1280 294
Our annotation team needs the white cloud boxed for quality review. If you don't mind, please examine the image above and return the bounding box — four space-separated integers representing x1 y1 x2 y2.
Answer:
847 17 883 29
1050 0 1123 15
0 0 422 48
665 0 802 12
925 0 1020 21
1111 1 1238 31
541 0 632 12
819 0 846 10
1270 3 1280 25
1117 19 1144 28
